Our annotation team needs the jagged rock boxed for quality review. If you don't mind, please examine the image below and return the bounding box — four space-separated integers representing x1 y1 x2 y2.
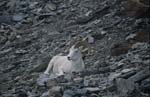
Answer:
84 87 100 93
100 30 107 35
109 72 122 81
92 33 104 40
87 35 94 44
45 3 57 11
0 16 12 24
126 33 137 41
16 90 28 97
76 88 87 95
41 91 49 97
73 77 83 83
128 68 150 83
109 61 124 71
120 70 137 79
140 78 150 93
127 32 149 43
63 90 75 97
49 86 62 97
121 68 135 74
111 41 132 56
37 74 49 86
116 78 135 97
124 0 150 17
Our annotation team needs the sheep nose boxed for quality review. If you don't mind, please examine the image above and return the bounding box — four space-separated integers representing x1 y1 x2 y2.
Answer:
67 56 71 60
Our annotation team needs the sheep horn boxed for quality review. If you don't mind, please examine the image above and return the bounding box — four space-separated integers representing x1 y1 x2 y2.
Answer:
74 40 87 49
70 36 94 55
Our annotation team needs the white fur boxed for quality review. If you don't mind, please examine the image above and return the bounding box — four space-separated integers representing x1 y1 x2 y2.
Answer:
44 45 85 76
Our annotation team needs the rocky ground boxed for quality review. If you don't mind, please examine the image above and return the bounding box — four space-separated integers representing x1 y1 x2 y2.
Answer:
0 0 149 97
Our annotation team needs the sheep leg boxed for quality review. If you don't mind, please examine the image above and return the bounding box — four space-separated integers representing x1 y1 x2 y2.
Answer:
44 61 53 75
56 68 64 76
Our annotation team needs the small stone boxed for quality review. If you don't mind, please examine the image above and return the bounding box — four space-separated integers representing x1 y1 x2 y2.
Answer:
73 77 83 83
15 49 27 54
84 87 100 93
16 35 21 38
141 78 150 93
16 91 28 97
46 3 56 11
84 78 90 86
29 2 38 9
94 61 100 66
41 91 49 97
85 10 92 16
0 16 12 24
49 86 62 97
87 35 94 43
131 42 146 49
126 33 137 40
90 93 99 97
12 14 24 22
121 68 134 74
76 89 87 95
63 90 75 97
49 86 61 93
109 72 122 81
101 30 107 35
46 79 57 87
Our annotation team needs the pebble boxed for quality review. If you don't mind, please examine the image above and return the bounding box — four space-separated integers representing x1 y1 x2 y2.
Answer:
12 14 24 22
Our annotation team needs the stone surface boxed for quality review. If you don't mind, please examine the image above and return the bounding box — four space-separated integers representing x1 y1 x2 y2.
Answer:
0 0 149 97
12 14 24 22
116 78 135 97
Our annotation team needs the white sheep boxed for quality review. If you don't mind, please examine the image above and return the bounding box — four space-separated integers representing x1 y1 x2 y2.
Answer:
44 41 86 76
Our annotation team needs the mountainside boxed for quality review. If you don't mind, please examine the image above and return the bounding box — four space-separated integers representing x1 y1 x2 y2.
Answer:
0 0 149 97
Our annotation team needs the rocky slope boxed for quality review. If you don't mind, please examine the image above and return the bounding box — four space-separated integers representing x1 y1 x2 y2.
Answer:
0 0 149 97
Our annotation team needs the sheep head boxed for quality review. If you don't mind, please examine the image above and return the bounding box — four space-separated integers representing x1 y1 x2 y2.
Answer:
67 38 90 61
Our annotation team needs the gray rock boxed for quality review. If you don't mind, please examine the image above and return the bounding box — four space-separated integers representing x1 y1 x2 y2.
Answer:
16 90 28 97
73 77 83 83
12 14 24 22
0 16 12 24
121 68 135 74
63 90 75 97
45 3 56 11
36 74 49 86
84 87 100 93
141 78 150 93
109 72 122 81
116 78 135 97
50 86 61 92
41 91 49 97
128 68 150 83
87 35 94 44
100 30 107 35
76 88 87 95
84 77 90 86
49 86 62 96
125 33 137 41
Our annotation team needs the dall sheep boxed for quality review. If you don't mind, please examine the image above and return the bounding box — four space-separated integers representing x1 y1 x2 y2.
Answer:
44 40 88 76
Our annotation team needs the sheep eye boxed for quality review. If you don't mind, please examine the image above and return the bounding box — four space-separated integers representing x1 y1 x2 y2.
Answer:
75 50 78 53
